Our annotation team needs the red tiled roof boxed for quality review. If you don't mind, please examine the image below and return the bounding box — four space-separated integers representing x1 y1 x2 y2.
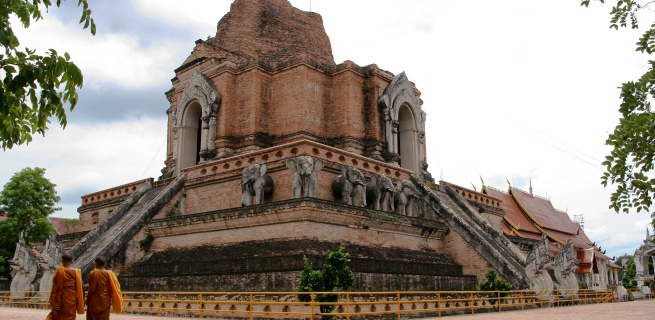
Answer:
511 187 578 234
47 217 78 235
486 187 541 234
0 215 7 221
545 228 593 249
595 250 611 261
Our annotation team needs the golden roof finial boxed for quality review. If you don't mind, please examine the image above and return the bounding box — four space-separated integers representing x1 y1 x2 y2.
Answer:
529 178 533 195
480 175 486 188
471 183 477 192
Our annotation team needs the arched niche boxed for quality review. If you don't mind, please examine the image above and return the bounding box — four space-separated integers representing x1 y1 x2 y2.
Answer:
378 72 426 175
178 102 203 171
398 104 419 173
172 71 221 176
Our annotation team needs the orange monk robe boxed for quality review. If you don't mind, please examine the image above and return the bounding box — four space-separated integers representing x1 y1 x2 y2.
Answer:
87 269 123 320
47 267 84 320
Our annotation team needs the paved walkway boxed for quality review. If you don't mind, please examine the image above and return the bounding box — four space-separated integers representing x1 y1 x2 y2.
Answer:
1 300 653 319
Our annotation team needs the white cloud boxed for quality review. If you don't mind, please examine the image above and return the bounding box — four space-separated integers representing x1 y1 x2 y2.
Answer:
1 118 166 218
10 15 186 88
133 0 231 35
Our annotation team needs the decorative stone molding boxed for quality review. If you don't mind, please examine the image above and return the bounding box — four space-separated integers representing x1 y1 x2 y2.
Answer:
183 139 413 184
80 178 150 207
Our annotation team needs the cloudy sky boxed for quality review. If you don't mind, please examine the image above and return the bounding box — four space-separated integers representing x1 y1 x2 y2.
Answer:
1 0 652 259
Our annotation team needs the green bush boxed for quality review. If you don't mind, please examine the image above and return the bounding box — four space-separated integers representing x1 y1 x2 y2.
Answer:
297 247 355 320
479 270 512 306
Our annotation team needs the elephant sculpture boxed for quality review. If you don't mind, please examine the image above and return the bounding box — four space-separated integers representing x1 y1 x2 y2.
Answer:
286 156 324 198
367 173 395 212
241 164 274 206
395 180 420 217
331 166 367 207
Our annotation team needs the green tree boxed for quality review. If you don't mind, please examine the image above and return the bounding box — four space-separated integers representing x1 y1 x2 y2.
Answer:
0 167 59 278
581 1 655 227
479 269 513 306
622 257 638 288
1 0 95 149
297 247 355 319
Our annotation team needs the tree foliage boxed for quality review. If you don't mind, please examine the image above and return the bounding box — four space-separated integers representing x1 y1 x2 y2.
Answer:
0 167 59 278
581 1 655 226
1 0 95 149
297 247 355 319
479 269 513 306
622 257 638 288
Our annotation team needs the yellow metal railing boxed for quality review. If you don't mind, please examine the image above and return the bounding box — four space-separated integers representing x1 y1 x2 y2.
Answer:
0 289 616 319
153 176 175 188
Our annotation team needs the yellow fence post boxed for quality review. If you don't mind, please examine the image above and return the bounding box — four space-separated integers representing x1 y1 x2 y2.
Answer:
157 293 161 316
249 293 253 320
311 293 315 320
346 292 350 320
497 291 501 312
437 292 441 318
470 292 474 315
199 293 203 319
397 292 401 320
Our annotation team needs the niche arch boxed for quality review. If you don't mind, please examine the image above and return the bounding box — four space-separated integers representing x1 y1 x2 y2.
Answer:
172 71 221 175
378 72 426 175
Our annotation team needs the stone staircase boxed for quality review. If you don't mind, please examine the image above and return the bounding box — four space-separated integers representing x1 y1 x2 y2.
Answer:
71 173 186 278
411 176 530 289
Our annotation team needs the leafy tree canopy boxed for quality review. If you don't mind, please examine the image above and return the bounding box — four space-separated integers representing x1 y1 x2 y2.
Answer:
0 167 59 278
1 0 95 149
297 247 355 319
581 1 655 227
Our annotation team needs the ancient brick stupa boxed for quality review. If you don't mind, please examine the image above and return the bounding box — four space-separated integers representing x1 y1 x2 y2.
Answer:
50 0 538 293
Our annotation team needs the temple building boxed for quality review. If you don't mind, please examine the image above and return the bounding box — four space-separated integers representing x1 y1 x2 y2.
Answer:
8 0 620 298
480 183 622 288
634 229 655 287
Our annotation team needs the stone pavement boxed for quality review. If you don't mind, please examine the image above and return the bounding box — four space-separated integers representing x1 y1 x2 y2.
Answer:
1 300 653 319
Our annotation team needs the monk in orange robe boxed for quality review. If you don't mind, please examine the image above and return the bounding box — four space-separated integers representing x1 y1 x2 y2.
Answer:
47 254 85 320
86 256 122 320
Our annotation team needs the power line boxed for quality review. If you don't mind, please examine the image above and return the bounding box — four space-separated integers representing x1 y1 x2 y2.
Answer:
141 138 166 179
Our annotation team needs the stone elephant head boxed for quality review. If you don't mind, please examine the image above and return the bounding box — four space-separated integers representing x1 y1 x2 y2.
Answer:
241 164 274 206
286 156 324 198
331 165 367 207
395 180 420 217
367 173 395 212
